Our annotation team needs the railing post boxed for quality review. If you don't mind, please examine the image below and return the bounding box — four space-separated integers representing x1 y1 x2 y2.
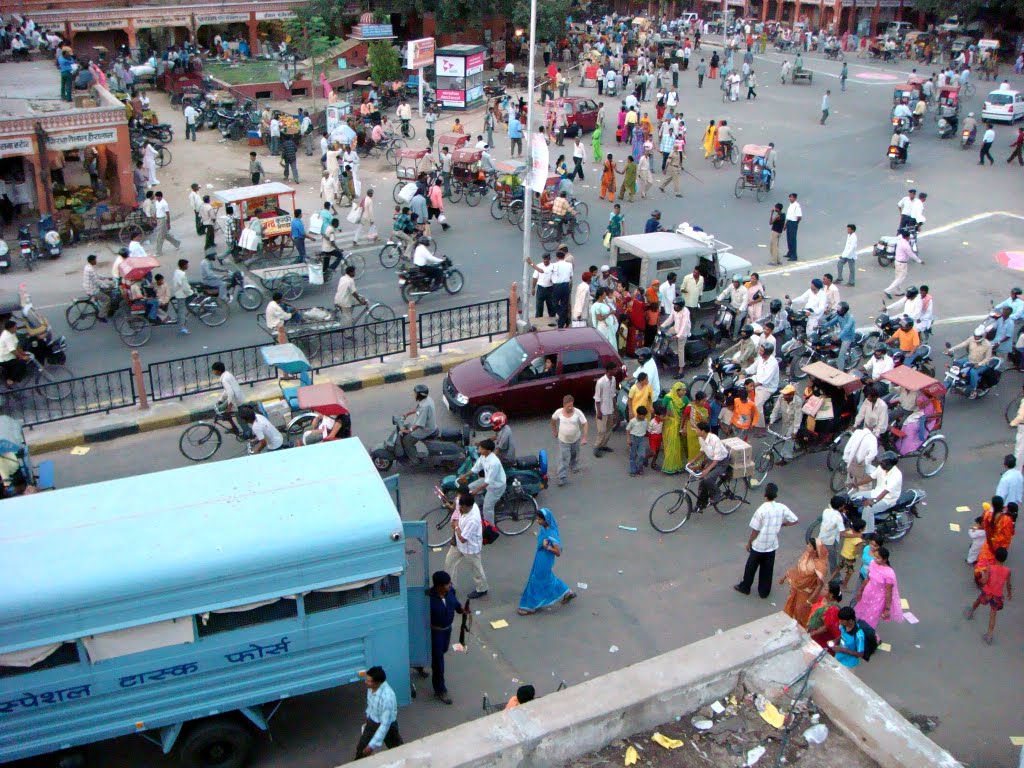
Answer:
277 325 287 345
408 301 418 358
131 350 149 411
508 282 518 338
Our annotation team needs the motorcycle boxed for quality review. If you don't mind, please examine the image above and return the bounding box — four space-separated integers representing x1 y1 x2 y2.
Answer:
875 311 931 344
40 228 62 260
808 489 926 544
711 301 741 341
17 225 37 271
483 77 506 98
873 229 918 267
823 44 844 61
784 324 879 379
887 141 908 169
652 325 721 371
370 414 468 472
132 122 174 144
442 446 548 497
960 127 976 149
937 115 958 139
943 343 1003 399
891 115 913 134
398 257 465 303
689 354 743 399
0 238 9 273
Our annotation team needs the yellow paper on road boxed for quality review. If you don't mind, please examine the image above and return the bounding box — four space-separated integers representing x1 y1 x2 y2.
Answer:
760 701 786 729
900 599 910 610
878 642 892 652
652 732 683 750
956 506 971 512
1011 736 1024 747
949 523 961 532
490 619 509 629
70 446 91 455
624 745 639 765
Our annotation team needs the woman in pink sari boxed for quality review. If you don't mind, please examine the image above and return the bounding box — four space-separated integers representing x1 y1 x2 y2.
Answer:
320 71 334 101
89 62 108 89
854 546 904 630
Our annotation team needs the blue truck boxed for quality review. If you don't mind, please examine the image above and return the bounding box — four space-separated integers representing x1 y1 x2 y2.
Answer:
0 439 429 767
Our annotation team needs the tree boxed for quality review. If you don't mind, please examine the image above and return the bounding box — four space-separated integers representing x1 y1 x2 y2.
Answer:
289 0 348 36
511 0 571 44
368 40 403 86
285 14 339 111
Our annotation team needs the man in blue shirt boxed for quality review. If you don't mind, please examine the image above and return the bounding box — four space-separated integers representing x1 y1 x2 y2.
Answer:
290 209 312 265
994 288 1024 322
818 301 856 370
835 607 865 668
509 115 524 157
992 305 1015 355
58 48 74 102
355 666 402 758
644 210 665 233
996 454 1023 507
427 570 466 705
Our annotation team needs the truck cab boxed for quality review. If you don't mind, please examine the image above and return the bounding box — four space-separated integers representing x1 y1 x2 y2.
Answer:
608 225 753 307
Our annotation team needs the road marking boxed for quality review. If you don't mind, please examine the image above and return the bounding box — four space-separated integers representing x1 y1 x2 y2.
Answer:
760 211 1024 276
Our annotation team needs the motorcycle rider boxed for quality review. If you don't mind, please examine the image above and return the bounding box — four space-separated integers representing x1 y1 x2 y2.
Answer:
886 285 923 325
850 450 903 535
890 126 910 163
200 251 230 301
947 326 994 399
918 285 934 336
0 318 30 386
744 341 779 422
892 98 913 129
725 324 760 369
717 274 749 338
400 383 438 461
766 298 790 343
886 315 924 367
490 411 517 465
818 301 857 370
912 95 927 128
412 236 445 287
961 112 978 144
790 278 827 336
634 346 662 400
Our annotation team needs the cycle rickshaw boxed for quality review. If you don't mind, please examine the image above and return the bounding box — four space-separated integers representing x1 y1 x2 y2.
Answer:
733 144 772 202
448 148 487 206
490 160 527 224
392 147 434 203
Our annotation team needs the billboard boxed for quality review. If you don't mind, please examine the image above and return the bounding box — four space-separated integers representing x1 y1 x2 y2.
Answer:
406 38 435 70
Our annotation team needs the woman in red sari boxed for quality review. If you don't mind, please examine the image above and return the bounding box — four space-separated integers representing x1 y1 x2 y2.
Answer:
643 280 661 349
624 288 646 357
975 497 1016 585
806 581 843 650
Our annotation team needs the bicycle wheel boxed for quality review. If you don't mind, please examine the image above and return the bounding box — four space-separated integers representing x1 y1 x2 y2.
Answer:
917 436 948 477
118 315 151 347
714 475 748 515
712 153 725 169
66 300 98 330
465 184 482 207
295 334 322 360
196 297 229 327
345 252 367 273
239 286 264 311
179 422 223 461
830 462 848 493
280 273 304 302
752 446 775 487
495 492 538 535
379 243 403 269
156 146 171 168
119 222 143 245
539 221 560 247
367 303 397 334
422 504 455 547
448 181 464 204
490 196 506 220
392 182 404 204
964 82 976 97
574 201 589 220
734 178 745 199
402 123 416 139
570 220 590 245
508 199 524 226
825 432 851 470
33 364 74 401
286 412 315 438
755 181 767 202
444 269 465 294
649 489 692 533
729 145 738 164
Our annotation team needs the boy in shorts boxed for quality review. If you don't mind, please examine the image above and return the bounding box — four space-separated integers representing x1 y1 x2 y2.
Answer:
966 547 1012 645
832 517 867 591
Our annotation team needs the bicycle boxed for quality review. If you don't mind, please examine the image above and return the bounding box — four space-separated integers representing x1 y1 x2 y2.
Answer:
179 404 254 461
648 461 749 533
539 214 590 247
961 81 976 98
754 428 846 486
711 141 738 169
66 282 121 330
2 353 74 403
420 479 538 547
114 289 229 348
378 234 436 269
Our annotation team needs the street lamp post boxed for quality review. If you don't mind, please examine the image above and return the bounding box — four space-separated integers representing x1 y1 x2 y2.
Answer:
518 0 539 330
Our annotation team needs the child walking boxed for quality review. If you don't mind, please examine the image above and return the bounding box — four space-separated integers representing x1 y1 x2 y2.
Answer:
965 547 1012 645
966 516 986 565
627 405 649 476
647 401 665 470
832 518 868 591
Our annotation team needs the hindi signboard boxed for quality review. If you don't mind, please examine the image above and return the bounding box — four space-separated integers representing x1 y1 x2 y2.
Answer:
45 128 118 151
0 137 33 158
406 38 435 70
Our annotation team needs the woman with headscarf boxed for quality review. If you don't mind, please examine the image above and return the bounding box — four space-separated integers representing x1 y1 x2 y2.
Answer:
589 287 619 349
703 119 717 159
643 280 660 348
780 538 830 626
854 545 904 630
572 271 593 327
974 497 1016 586
630 121 646 160
625 287 646 356
661 381 688 474
682 390 710 460
591 121 603 160
89 61 108 90
518 508 576 615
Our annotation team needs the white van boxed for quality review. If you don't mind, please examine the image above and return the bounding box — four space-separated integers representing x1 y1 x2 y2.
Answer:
680 12 699 27
982 89 1024 123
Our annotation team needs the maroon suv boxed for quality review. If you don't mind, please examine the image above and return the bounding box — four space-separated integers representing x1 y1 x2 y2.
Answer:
442 328 624 430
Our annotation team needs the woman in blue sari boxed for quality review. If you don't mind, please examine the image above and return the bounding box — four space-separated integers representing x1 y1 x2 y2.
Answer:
518 508 577 615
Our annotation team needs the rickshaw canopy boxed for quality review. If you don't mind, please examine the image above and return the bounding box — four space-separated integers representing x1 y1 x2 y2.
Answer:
260 343 311 375
803 361 863 394
437 132 469 149
893 84 919 100
494 160 527 175
296 382 350 416
452 148 483 164
118 256 160 281
938 84 960 97
741 144 771 157
396 147 430 160
881 366 947 398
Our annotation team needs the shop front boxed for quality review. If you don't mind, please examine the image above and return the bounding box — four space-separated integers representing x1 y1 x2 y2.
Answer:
434 44 486 111
195 12 253 54
134 14 194 57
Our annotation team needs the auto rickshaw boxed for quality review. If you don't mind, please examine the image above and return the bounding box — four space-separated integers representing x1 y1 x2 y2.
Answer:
293 382 353 444
734 144 772 202
937 84 960 117
893 83 921 105
0 415 55 495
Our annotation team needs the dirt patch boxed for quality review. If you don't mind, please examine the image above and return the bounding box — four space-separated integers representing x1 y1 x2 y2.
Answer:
564 683 881 768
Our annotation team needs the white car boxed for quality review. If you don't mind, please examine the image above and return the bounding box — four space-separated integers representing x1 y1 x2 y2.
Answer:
982 89 1024 123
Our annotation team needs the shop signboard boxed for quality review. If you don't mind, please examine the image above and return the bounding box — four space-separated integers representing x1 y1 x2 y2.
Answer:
437 89 465 107
70 19 125 31
256 10 296 20
134 14 192 29
45 128 118 151
196 13 250 26
466 52 485 75
357 24 394 38
0 137 33 158
436 55 466 78
406 38 435 70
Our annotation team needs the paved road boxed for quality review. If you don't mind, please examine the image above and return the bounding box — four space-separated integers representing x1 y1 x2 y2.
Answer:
18 53 1024 380
15 318 1024 767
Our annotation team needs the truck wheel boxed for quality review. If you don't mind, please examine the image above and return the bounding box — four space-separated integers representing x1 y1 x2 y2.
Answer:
179 719 253 768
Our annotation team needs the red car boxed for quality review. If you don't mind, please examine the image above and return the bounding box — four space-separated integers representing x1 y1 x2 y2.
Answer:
561 97 600 133
442 328 624 429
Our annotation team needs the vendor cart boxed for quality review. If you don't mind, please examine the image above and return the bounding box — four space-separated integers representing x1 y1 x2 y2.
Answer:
448 148 486 206
214 182 297 262
257 300 398 360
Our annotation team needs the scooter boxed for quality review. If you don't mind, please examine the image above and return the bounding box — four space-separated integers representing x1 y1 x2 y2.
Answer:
17 225 37 271
40 228 62 260
370 414 468 472
937 114 958 139
652 325 720 371
960 127 976 149
873 228 918 267
887 142 908 169
441 446 548 497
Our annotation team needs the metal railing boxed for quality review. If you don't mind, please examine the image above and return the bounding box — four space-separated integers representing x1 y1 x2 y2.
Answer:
418 299 509 351
303 318 408 369
148 342 279 402
4 369 137 427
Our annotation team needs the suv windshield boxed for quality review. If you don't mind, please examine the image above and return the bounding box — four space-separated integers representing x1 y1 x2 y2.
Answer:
481 338 529 380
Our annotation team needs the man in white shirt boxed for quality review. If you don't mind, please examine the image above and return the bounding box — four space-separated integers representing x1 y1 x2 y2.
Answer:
717 274 749 337
818 495 845 575
240 405 284 453
734 481 799 598
529 252 555 323
660 298 691 376
792 278 827 335
549 247 574 329
152 191 180 257
300 110 314 155
822 273 841 313
570 136 587 180
695 419 730 510
680 266 704 309
127 233 147 259
170 258 194 335
744 342 779 421
592 360 620 455
183 103 198 142
0 319 29 386
862 346 894 383
269 115 282 156
457 438 506 525
784 192 802 261
908 191 926 230
413 238 445 284
836 223 858 287
444 493 489 598
854 385 890 437
333 265 366 329
980 124 996 165
265 291 296 333
188 182 203 235
852 451 902 534
551 395 588 486
658 271 677 316
896 188 917 229
211 360 244 432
